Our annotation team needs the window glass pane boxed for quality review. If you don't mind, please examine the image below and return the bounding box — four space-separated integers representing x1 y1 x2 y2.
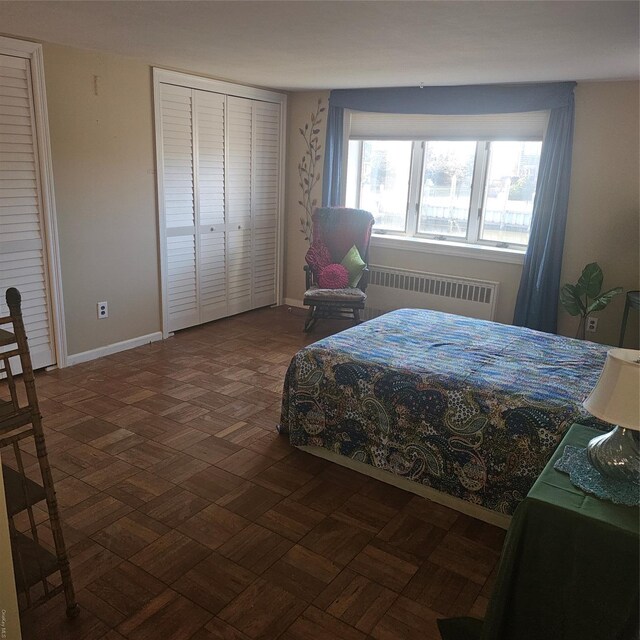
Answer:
345 140 360 208
480 141 542 245
359 140 412 233
418 141 476 238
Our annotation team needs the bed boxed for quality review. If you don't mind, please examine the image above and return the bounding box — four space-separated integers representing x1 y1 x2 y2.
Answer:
278 309 610 526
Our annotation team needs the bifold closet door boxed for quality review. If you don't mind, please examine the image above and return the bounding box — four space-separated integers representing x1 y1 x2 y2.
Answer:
196 91 227 324
226 96 253 316
252 101 280 308
159 84 199 332
0 54 55 369
158 80 281 334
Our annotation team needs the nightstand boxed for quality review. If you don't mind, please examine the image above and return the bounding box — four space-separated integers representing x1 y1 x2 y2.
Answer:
481 423 639 640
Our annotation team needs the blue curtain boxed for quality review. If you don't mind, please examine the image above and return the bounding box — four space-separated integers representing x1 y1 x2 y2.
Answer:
321 106 344 208
513 97 576 332
322 82 576 332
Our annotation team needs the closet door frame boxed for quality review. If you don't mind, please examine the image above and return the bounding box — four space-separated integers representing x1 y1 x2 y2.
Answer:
153 68 287 339
0 36 67 368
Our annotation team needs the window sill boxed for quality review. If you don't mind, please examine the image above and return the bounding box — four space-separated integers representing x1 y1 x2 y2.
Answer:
370 234 526 265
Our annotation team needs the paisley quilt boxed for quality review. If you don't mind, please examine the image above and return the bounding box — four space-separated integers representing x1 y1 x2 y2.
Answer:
280 309 610 515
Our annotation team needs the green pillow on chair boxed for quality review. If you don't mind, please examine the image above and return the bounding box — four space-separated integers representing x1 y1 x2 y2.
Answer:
341 245 366 288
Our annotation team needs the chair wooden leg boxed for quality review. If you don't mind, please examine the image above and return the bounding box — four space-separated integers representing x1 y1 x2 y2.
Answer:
33 423 78 618
353 308 361 324
304 306 317 333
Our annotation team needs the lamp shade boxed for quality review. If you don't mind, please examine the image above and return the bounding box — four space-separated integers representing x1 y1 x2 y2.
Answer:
583 348 640 430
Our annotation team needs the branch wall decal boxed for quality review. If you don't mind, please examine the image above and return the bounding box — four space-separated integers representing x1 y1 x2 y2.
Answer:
297 98 325 244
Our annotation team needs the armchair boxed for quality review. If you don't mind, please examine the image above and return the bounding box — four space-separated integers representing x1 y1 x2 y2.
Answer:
302 207 375 332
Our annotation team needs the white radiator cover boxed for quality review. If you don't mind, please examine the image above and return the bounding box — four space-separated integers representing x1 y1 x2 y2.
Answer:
365 265 499 321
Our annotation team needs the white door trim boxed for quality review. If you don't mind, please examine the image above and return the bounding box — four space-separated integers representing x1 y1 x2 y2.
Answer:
153 68 287 104
0 36 68 368
152 72 170 339
276 87 287 308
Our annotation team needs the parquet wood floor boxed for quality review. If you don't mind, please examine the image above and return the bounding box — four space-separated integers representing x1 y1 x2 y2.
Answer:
7 306 505 640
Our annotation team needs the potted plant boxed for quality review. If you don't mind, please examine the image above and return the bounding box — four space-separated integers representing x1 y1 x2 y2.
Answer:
560 262 623 339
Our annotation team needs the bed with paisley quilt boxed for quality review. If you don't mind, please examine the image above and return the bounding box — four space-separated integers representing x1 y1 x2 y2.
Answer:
278 309 609 525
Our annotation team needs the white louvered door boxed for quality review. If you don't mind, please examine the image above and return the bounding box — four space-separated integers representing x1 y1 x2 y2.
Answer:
252 101 280 308
195 91 227 323
226 96 253 316
159 84 199 332
157 75 282 334
0 54 55 369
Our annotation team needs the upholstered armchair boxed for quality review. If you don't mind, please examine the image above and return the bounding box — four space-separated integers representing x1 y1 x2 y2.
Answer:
302 207 375 332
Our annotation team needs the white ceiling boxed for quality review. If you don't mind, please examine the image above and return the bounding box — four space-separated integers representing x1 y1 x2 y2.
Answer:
1 1 638 91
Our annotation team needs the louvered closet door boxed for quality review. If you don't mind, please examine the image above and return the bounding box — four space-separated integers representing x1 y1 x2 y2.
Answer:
159 84 199 332
252 101 280 308
226 97 253 316
0 54 55 369
195 91 227 323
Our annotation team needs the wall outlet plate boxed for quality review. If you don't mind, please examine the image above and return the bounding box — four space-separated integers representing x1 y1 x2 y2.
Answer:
586 316 598 332
97 301 108 319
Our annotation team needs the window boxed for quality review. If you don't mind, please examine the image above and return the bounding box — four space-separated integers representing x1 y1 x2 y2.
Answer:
352 140 412 233
346 138 543 249
418 140 476 239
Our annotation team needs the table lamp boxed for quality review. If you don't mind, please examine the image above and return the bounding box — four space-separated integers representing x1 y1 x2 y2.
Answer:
583 348 640 482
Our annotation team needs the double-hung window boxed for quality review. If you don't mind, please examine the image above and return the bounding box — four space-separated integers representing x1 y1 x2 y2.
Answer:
344 111 547 250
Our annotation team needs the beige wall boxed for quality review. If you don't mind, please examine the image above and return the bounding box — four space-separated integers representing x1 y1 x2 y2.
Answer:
283 91 329 304
559 81 639 347
284 82 640 345
43 43 161 356
24 40 640 355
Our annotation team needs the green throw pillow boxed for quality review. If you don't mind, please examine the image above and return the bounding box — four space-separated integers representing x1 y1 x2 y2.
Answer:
341 245 366 287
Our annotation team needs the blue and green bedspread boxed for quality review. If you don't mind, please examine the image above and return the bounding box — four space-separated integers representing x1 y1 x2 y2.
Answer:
280 309 610 515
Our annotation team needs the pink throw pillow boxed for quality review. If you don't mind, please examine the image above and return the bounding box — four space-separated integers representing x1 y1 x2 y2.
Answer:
318 263 349 289
305 240 332 276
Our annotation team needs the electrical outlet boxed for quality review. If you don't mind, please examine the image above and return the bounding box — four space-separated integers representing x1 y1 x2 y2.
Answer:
586 317 598 332
97 301 108 319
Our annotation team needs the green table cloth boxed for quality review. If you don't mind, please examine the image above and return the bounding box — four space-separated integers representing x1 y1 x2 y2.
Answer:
482 424 639 640
439 424 639 640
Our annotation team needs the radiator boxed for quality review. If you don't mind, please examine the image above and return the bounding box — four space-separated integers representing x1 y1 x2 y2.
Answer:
364 265 499 321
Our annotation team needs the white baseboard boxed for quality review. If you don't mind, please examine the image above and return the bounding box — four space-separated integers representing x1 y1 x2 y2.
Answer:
66 331 163 367
284 298 304 309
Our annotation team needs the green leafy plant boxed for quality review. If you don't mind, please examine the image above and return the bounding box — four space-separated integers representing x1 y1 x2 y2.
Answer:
560 262 623 339
298 98 325 244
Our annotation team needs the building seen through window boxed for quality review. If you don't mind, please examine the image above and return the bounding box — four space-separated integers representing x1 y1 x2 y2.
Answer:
346 138 543 248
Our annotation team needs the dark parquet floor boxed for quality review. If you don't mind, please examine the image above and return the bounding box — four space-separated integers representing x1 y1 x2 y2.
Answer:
6 306 505 640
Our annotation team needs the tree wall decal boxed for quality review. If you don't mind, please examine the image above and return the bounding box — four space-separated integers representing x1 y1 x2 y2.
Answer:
298 99 325 244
